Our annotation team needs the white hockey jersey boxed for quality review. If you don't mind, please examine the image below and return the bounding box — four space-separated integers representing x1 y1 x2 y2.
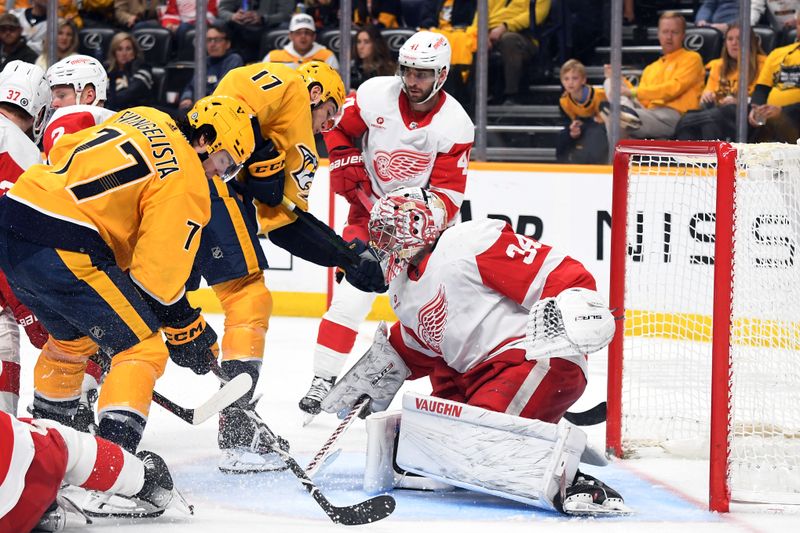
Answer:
0 114 41 196
0 412 35 518
388 219 592 378
326 76 474 220
42 105 116 159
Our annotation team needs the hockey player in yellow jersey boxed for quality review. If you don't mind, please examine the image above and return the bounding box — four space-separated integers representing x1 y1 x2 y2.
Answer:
0 96 256 452
202 61 387 471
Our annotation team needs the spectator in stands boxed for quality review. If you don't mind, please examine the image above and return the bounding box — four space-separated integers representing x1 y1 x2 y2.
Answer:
0 13 37 70
114 0 161 30
675 24 766 141
695 0 739 33
81 0 116 29
353 0 402 28
218 0 293 63
351 25 396 89
160 0 219 49
467 0 550 105
305 0 339 29
35 18 79 71
556 59 608 164
422 1 477 110
602 12 704 141
10 0 47 55
263 12 339 70
751 1 799 40
105 32 154 111
748 9 800 142
178 24 242 112
1 1 81 27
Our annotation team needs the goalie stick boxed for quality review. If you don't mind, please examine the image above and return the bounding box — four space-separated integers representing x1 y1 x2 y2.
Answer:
305 396 370 478
563 401 607 426
209 364 396 525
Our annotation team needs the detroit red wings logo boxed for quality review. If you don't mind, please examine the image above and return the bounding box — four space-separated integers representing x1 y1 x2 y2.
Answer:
417 285 448 354
373 149 432 183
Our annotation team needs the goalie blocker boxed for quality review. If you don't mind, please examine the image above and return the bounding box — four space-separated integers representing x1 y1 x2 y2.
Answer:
364 392 630 516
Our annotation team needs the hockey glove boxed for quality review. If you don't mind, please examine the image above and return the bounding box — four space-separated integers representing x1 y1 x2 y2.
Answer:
16 309 49 349
341 239 388 293
246 141 286 207
163 308 219 375
0 270 48 348
328 147 373 204
321 321 410 417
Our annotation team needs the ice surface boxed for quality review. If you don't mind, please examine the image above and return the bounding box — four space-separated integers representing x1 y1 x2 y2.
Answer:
16 316 798 532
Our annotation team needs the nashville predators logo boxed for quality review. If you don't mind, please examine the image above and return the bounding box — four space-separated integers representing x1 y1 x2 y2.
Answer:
291 144 318 191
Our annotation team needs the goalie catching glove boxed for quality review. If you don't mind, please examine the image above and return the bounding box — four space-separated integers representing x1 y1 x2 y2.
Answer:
525 288 616 359
321 321 410 417
163 308 219 375
245 139 286 207
328 146 373 204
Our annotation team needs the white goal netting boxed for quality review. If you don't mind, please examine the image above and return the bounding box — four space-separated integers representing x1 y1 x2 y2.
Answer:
620 143 800 505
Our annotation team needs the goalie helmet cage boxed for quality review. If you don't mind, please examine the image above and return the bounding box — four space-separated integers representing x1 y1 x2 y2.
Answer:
606 140 800 513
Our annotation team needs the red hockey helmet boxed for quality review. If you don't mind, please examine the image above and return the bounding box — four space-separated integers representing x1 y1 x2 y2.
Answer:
368 187 445 283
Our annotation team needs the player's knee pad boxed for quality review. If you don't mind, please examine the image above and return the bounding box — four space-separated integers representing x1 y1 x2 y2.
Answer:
394 392 587 511
34 336 97 400
214 273 271 361
97 334 167 418
363 410 455 494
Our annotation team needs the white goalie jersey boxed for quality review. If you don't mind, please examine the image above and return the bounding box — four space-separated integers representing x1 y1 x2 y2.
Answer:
327 76 474 219
388 218 593 377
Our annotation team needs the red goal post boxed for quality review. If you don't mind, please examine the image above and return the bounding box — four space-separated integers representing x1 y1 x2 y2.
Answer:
606 140 800 512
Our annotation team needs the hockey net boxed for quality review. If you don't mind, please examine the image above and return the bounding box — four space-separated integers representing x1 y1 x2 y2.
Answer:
607 141 800 512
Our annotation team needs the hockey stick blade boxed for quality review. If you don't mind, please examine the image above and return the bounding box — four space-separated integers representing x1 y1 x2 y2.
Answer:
151 373 253 425
306 396 369 477
563 401 607 426
280 447 396 525
211 364 396 525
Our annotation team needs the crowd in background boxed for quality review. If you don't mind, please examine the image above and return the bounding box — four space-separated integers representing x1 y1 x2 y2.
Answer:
1 1 799 164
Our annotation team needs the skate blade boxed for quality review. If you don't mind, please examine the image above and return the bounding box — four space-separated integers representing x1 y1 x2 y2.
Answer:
302 412 317 427
563 499 634 516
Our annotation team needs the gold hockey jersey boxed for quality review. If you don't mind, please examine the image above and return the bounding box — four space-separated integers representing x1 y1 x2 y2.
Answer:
213 62 318 233
5 107 210 305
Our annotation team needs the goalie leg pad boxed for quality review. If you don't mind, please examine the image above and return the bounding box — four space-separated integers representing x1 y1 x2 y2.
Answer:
363 410 454 494
395 392 586 511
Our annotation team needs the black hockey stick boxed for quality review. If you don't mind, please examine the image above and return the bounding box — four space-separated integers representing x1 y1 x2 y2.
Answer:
280 196 361 266
564 401 607 426
210 364 396 525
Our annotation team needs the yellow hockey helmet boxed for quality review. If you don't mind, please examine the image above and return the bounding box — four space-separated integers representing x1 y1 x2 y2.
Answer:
188 95 255 167
298 61 345 112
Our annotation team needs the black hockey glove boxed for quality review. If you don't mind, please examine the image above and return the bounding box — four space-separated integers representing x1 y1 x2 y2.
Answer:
341 239 388 294
245 139 286 207
163 308 219 375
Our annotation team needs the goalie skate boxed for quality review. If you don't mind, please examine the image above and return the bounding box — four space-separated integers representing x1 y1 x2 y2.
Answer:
555 471 632 516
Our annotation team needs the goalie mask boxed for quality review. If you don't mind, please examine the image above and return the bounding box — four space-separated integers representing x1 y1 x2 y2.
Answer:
368 187 447 283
